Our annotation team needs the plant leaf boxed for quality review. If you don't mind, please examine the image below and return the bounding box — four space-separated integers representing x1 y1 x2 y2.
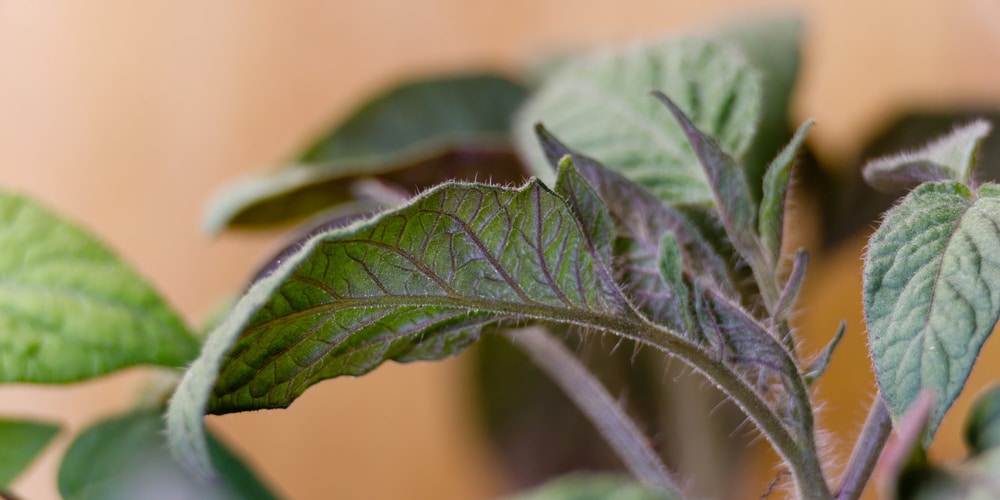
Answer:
205 74 528 233
862 120 992 193
507 473 677 500
965 385 1000 455
654 93 762 273
534 126 737 327
59 410 274 500
657 233 696 337
168 179 630 475
758 121 813 266
803 321 844 387
514 37 761 206
553 156 615 267
0 192 198 383
0 419 60 486
864 181 1000 441
711 16 803 200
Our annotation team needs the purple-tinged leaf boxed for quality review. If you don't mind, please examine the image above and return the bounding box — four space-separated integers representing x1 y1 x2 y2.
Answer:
654 93 763 272
535 126 736 327
553 156 615 268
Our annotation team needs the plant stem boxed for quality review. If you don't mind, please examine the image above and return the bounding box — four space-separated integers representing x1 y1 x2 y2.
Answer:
504 327 685 497
616 314 831 499
834 394 892 500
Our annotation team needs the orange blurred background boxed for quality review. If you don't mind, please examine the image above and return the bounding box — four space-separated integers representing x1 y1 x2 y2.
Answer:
3 1 1000 498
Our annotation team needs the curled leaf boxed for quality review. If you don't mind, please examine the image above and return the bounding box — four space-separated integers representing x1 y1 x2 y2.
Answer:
862 120 991 193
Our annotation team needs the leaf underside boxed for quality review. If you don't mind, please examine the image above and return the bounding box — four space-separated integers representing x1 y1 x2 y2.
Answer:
864 182 1000 440
862 120 992 193
514 36 761 206
205 74 528 233
0 192 198 383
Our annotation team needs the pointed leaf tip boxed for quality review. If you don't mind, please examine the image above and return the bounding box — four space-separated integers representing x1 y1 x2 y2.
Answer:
759 121 813 265
652 91 763 281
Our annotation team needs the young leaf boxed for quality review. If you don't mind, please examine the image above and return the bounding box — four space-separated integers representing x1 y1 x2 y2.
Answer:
803 321 844 387
553 155 615 267
657 233 696 337
711 17 803 199
772 248 809 329
514 37 761 206
758 121 813 266
535 126 738 326
59 411 275 500
0 419 60 486
654 93 768 298
0 192 198 383
862 120 991 193
864 182 1000 441
168 180 630 475
205 74 528 233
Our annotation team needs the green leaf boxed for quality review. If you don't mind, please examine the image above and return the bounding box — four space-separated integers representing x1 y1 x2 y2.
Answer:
514 37 761 206
965 385 1000 454
0 419 60 486
759 121 813 266
168 179 630 475
205 74 528 233
864 181 1000 441
534 126 737 327
59 411 274 500
862 121 992 193
711 17 803 200
553 156 614 267
803 321 844 387
0 192 198 383
508 473 677 500
657 233 695 337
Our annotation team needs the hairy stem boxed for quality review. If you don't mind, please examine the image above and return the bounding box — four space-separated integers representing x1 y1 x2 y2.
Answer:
505 327 685 496
834 394 892 500
578 312 831 499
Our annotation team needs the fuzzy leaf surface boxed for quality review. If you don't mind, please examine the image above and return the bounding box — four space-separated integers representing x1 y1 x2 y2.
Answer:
0 419 59 486
655 93 761 271
863 121 992 193
168 180 629 474
515 37 761 205
59 411 274 500
0 192 198 383
205 74 527 233
759 121 813 265
864 182 1000 440
535 127 735 327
